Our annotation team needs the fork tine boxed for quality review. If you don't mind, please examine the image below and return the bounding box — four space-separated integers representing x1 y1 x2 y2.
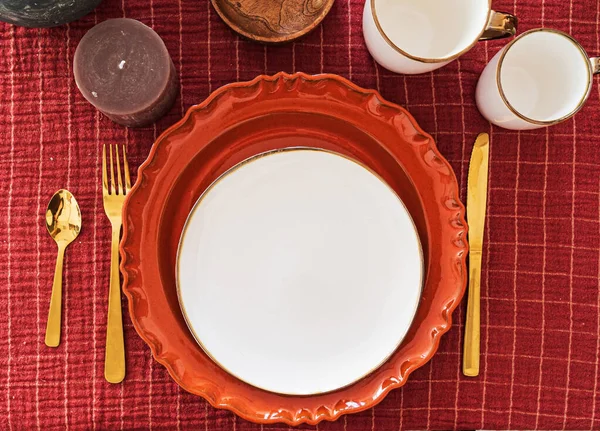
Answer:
102 144 108 195
109 144 116 195
122 145 131 193
115 144 123 195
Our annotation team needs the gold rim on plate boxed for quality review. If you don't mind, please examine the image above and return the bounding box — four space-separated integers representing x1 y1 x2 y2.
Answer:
175 147 424 396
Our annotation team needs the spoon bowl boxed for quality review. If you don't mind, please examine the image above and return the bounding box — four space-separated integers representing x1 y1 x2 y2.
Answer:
46 190 82 245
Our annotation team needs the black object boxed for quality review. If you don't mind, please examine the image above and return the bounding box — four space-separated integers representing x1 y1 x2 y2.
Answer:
0 0 102 27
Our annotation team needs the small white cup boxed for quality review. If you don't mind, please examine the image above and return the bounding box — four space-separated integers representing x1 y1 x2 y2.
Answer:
476 28 600 130
363 0 517 75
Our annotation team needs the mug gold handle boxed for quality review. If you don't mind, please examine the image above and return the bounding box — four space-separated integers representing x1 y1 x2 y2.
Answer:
590 57 600 75
480 10 518 40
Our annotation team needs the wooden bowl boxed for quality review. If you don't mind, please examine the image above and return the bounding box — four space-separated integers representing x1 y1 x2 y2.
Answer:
211 0 334 43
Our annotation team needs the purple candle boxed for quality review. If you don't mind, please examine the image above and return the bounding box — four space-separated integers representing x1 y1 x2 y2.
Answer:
74 18 178 128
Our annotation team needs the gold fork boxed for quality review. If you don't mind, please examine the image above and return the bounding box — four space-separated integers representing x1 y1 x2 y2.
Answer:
102 144 131 384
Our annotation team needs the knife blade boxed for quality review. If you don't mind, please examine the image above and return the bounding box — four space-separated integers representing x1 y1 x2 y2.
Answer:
467 133 490 254
463 132 490 377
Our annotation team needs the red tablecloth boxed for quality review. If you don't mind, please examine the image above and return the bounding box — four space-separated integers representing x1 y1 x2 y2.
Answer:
1 0 599 429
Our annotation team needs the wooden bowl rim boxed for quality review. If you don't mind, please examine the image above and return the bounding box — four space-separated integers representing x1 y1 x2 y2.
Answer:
210 0 335 43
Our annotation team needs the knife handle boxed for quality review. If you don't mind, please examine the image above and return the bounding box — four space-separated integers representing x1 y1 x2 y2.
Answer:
463 251 482 377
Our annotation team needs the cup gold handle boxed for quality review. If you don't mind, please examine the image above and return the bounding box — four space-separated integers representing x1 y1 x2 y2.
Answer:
480 10 518 41
590 57 600 75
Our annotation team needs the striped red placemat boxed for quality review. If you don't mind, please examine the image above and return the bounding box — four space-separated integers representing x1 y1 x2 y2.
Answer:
0 0 598 429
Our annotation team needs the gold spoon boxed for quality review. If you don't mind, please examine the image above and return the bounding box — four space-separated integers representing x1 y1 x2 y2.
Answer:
45 189 81 347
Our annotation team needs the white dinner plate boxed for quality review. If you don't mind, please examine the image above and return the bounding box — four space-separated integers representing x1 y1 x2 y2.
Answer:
177 148 423 395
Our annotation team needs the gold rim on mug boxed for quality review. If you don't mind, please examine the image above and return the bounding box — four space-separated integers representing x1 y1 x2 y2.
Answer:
175 147 425 396
371 0 515 64
495 28 600 126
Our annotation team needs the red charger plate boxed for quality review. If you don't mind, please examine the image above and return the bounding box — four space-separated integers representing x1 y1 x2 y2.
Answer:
120 72 467 425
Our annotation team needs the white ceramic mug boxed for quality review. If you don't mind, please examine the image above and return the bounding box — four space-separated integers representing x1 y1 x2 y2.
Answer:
476 28 600 130
363 0 517 75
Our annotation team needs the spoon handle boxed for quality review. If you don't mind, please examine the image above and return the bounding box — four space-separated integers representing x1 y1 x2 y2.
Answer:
45 244 65 347
104 223 125 383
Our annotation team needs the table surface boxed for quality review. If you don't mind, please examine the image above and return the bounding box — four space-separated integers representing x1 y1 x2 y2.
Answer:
0 0 599 430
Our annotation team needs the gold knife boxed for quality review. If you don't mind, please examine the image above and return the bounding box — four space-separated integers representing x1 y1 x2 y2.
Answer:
463 133 490 377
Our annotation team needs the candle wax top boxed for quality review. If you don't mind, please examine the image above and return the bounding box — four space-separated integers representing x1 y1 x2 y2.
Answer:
74 18 173 116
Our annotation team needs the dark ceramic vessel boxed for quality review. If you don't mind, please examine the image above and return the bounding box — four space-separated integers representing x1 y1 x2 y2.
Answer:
0 0 101 27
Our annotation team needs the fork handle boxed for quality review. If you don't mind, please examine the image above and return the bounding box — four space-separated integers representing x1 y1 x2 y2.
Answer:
105 223 125 383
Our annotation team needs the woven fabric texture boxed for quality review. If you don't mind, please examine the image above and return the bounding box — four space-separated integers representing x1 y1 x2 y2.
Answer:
0 0 599 429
